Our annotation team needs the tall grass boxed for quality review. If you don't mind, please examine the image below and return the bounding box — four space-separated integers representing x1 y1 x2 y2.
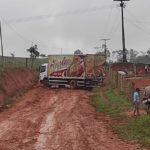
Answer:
114 115 150 147
91 88 131 116
91 87 150 148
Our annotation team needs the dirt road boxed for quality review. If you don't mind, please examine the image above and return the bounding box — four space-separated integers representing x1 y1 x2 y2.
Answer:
0 86 146 150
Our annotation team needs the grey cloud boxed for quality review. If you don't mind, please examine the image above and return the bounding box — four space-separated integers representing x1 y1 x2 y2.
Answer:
0 0 150 57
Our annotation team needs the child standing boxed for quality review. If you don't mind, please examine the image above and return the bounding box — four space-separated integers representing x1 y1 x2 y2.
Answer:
133 88 140 116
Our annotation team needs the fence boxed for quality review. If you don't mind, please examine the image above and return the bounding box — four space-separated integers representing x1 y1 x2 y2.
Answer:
109 63 150 100
0 56 48 69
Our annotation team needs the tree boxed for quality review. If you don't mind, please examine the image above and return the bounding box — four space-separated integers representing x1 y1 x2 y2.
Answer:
10 52 15 57
112 49 138 62
96 51 104 55
39 54 47 58
74 49 83 55
96 49 110 60
133 50 150 64
140 51 146 56
112 50 124 62
27 45 39 58
27 45 39 68
129 49 139 62
147 49 150 56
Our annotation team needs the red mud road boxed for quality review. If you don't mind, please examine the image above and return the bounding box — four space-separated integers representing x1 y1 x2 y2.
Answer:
0 86 146 150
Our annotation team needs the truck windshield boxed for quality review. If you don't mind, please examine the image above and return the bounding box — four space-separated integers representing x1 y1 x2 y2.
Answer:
40 66 46 73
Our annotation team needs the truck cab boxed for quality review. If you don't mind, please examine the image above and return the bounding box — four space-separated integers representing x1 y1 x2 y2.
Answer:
39 63 48 82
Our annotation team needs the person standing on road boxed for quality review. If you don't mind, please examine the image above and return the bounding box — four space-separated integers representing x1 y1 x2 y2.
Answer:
133 88 140 116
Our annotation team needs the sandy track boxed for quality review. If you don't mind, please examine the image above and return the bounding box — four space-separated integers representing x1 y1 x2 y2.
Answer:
0 86 146 150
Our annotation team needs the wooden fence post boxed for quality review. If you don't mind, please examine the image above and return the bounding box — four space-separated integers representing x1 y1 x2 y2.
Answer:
26 58 28 68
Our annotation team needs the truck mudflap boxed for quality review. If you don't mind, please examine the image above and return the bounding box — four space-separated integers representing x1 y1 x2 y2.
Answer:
69 80 77 89
40 77 49 85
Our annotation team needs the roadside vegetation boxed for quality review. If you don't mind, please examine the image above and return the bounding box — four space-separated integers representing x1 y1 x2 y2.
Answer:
0 87 29 111
91 88 131 116
91 87 150 148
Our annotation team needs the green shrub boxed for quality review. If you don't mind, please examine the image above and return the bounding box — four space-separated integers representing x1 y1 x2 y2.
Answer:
3 96 13 106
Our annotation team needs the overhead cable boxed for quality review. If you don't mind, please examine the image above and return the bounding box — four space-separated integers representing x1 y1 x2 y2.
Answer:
7 5 113 24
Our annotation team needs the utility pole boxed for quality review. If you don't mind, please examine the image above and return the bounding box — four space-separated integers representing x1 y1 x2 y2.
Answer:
114 0 130 62
101 39 110 58
0 21 4 67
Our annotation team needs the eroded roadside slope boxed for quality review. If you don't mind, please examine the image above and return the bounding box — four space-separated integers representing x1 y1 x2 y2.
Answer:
0 68 37 106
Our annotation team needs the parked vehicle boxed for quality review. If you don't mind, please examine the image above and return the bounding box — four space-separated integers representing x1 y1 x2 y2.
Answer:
39 54 105 88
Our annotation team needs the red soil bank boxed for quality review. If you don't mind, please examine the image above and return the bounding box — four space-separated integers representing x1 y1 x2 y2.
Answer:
0 68 37 105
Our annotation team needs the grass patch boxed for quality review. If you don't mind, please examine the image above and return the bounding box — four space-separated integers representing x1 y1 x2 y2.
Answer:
3 96 14 107
104 89 131 113
91 87 150 148
91 95 108 113
91 88 131 116
114 115 150 147
0 87 30 111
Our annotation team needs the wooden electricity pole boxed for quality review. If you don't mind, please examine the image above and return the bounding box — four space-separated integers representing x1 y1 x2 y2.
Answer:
114 0 130 62
0 21 4 66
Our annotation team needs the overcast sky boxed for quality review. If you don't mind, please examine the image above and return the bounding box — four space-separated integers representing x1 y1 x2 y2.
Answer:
0 0 150 57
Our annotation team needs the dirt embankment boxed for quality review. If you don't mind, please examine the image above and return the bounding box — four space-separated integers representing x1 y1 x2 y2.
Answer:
0 68 38 106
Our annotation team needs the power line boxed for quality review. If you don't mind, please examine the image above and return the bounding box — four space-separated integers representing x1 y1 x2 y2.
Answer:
110 19 120 38
101 2 115 38
108 8 121 38
125 9 150 35
7 5 113 24
125 17 150 38
1 17 51 51
1 17 33 44
126 9 147 23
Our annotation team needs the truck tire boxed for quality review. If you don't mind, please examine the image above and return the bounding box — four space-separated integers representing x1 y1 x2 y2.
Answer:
70 80 76 89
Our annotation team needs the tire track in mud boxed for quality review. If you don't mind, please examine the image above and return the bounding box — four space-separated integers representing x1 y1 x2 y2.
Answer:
0 87 147 150
35 89 145 150
35 112 55 150
35 96 58 150
0 87 59 150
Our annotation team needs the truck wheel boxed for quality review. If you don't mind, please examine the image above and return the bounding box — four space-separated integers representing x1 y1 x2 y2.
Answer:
70 80 76 89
